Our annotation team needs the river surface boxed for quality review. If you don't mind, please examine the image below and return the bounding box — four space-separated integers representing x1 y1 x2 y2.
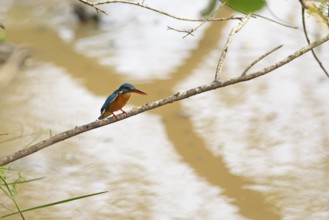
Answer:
0 0 328 220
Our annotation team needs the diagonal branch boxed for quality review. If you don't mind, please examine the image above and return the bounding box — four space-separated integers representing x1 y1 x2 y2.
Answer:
1 33 329 166
241 44 283 76
214 14 251 81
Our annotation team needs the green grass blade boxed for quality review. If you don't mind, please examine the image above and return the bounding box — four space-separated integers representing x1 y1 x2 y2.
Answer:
0 177 25 220
1 191 108 219
1 177 45 186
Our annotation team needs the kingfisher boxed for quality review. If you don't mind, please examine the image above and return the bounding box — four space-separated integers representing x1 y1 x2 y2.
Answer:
98 83 147 120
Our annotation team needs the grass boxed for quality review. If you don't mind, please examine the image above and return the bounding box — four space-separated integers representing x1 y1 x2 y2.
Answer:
0 132 108 219
0 167 107 219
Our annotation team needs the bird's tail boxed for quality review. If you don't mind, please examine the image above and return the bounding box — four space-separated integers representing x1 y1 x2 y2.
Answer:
98 111 111 120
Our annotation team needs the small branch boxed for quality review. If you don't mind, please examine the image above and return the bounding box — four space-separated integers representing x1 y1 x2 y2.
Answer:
252 13 298 29
168 4 228 39
182 21 207 38
241 44 283 76
83 0 243 22
214 14 251 81
167 9 219 38
167 26 195 37
300 3 329 78
1 33 329 166
183 3 225 38
78 0 108 15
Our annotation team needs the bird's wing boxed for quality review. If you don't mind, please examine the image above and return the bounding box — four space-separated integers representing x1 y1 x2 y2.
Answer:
100 92 119 114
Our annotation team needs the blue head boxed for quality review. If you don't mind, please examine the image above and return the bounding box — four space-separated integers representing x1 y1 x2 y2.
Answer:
117 83 147 95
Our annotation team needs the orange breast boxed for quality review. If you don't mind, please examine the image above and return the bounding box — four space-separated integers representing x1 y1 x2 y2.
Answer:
108 93 131 112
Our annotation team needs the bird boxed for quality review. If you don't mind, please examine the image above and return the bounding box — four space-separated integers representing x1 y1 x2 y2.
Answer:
98 83 147 120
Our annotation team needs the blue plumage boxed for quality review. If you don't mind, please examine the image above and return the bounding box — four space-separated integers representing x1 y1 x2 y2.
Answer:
98 83 147 120
100 92 119 114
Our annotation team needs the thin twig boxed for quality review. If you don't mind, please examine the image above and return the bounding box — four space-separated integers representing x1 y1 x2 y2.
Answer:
88 0 243 22
1 33 329 166
300 4 329 78
180 4 226 38
241 44 283 76
82 0 297 28
78 0 108 15
214 14 251 81
184 22 205 38
167 20 210 39
167 26 194 37
252 13 298 29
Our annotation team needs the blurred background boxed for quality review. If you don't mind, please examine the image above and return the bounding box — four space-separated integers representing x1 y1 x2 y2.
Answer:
0 0 328 219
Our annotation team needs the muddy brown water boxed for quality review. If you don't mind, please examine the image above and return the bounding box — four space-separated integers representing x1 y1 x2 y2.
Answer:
1 1 329 220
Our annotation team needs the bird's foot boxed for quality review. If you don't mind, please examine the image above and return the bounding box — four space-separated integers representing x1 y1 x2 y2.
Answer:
112 112 119 120
120 109 128 115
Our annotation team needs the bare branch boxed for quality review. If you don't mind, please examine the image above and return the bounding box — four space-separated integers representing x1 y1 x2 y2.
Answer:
81 0 243 22
300 3 329 78
214 14 251 81
167 26 195 37
79 0 298 29
182 21 207 38
251 13 298 29
1 33 329 166
78 0 108 15
241 44 283 76
172 4 225 38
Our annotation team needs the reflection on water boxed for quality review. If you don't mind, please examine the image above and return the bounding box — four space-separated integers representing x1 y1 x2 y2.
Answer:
0 65 242 220
73 1 210 80
177 1 329 219
1 0 329 219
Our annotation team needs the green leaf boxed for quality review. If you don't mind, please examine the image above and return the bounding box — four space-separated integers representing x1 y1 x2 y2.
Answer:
225 0 266 13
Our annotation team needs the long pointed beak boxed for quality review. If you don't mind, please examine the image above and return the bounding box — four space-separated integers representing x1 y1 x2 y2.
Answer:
132 88 147 95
